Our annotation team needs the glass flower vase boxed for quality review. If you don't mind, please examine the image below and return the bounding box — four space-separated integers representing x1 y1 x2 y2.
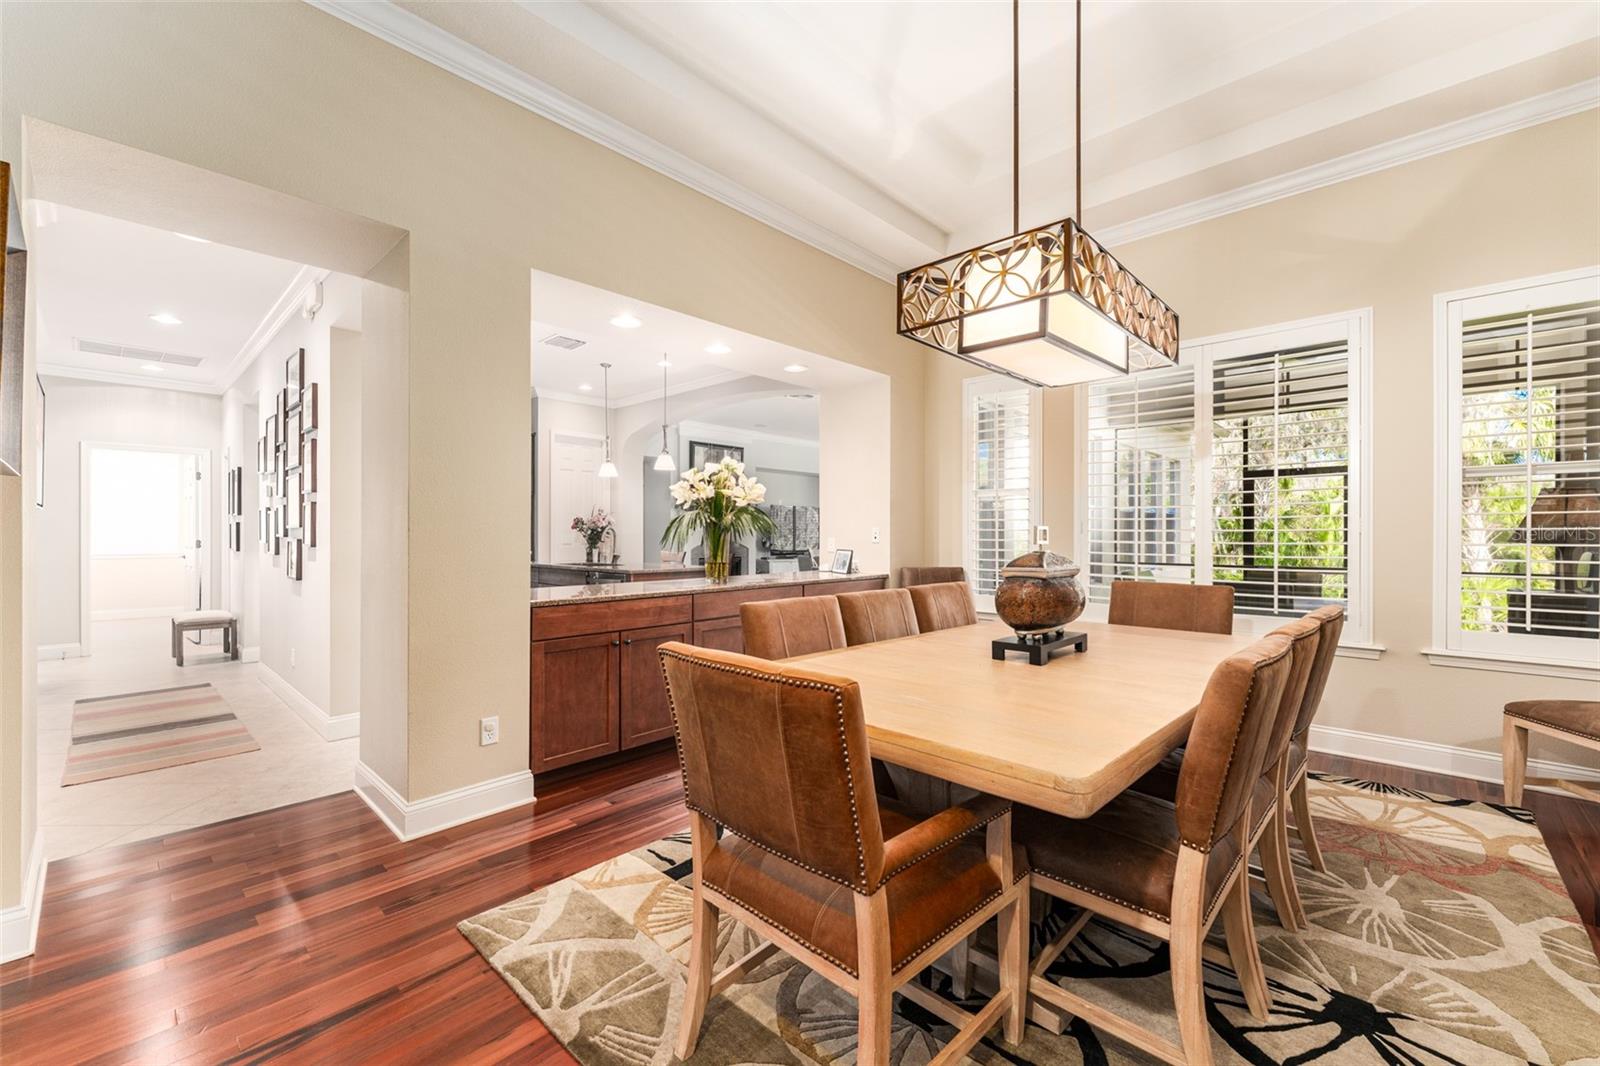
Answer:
704 528 731 583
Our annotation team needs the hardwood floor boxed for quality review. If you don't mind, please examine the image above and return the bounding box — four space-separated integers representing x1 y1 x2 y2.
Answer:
0 750 1594 1063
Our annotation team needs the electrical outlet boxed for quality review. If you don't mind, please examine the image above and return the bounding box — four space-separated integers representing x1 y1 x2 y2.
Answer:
870 527 880 544
480 716 499 746
289 647 297 668
1036 524 1050 546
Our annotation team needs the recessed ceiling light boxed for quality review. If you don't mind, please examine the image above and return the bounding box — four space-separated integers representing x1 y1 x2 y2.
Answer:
609 312 642 329
577 383 593 391
174 233 211 244
148 312 183 326
657 358 672 368
141 364 164 373
783 363 808 373
786 392 815 400
705 342 731 355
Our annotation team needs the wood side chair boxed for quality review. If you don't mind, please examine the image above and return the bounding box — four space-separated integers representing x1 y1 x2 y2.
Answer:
659 642 1027 1064
1017 634 1295 1066
838 587 920 645
1281 605 1345 888
908 581 979 633
1107 580 1235 635
740 594 848 659
1503 700 1600 805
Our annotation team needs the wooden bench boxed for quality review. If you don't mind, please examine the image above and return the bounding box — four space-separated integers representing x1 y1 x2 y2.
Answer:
171 610 240 666
1502 700 1600 805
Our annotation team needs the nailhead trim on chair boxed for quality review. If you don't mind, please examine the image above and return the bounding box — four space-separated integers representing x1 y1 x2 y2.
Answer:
892 886 1005 972
1182 641 1290 854
659 647 873 893
879 805 1010 883
704 876 858 976
1031 868 1173 924
1503 710 1600 744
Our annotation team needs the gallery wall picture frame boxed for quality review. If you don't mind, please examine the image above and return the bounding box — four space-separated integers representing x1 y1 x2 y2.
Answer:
831 548 855 574
285 537 303 580
302 436 318 493
285 347 305 392
302 382 318 432
689 440 744 470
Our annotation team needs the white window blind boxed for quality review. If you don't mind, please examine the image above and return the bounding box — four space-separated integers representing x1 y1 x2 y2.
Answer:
1085 363 1196 601
966 379 1036 608
1084 311 1370 643
1441 274 1600 662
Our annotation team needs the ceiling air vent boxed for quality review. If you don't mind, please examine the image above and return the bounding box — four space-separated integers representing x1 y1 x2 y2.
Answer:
540 333 587 351
75 338 205 368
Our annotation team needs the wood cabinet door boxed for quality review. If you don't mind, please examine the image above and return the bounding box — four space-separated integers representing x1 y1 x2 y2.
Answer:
619 622 689 749
530 632 620 772
691 615 746 655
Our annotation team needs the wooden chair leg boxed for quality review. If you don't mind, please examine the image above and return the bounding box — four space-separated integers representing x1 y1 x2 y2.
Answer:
1288 774 1325 873
175 627 185 667
854 889 894 1066
232 621 241 660
1219 872 1270 1020
946 939 973 999
1171 848 1214 1066
676 814 718 1060
997 883 1027 1045
1503 719 1529 807
1258 800 1303 932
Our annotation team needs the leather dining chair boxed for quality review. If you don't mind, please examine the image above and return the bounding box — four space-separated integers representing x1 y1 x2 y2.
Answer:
908 581 978 633
838 588 920 645
1132 615 1323 932
1018 633 1294 1066
741 595 848 659
659 642 1027 1064
1107 580 1235 635
1281 605 1345 893
898 565 968 588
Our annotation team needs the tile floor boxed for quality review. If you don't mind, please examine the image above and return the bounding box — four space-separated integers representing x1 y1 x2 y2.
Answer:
37 618 356 860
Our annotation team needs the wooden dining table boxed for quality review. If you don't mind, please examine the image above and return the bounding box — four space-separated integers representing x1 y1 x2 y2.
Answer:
795 619 1259 819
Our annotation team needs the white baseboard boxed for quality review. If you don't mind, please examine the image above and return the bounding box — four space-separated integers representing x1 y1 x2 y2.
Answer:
354 762 535 842
36 642 82 661
257 662 358 741
239 645 261 663
1309 723 1598 791
0 830 47 963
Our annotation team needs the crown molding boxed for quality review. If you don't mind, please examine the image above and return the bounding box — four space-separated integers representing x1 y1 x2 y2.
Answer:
220 265 332 392
309 0 1597 281
37 363 224 396
1097 78 1600 247
306 0 900 281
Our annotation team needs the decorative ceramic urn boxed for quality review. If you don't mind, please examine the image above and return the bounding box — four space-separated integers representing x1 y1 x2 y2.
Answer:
994 550 1086 638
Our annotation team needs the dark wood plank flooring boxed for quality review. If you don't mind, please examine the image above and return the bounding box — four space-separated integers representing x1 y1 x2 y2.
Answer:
0 750 1594 1063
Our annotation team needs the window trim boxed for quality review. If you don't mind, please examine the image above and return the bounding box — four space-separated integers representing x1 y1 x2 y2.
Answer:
1431 266 1600 675
1075 308 1374 648
963 374 1041 614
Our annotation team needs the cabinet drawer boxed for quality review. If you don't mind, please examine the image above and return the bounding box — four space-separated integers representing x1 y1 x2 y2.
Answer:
532 595 693 640
691 615 746 654
804 578 887 597
692 584 802 620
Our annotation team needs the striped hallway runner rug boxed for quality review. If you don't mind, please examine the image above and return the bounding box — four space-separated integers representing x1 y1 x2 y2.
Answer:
63 683 260 786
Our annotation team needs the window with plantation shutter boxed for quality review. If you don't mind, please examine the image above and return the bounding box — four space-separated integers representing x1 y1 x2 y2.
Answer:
1435 271 1600 670
1083 310 1372 646
965 376 1038 612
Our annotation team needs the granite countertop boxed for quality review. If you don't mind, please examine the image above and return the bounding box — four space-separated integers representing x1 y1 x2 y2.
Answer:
532 561 703 575
531 569 885 606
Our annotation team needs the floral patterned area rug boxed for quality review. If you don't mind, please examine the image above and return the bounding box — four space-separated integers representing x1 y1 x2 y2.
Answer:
459 775 1600 1064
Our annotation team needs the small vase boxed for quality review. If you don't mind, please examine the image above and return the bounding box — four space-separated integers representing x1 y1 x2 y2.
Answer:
585 545 597 565
704 529 730 584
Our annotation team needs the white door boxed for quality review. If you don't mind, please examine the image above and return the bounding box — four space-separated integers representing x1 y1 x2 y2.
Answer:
87 446 203 618
550 435 608 563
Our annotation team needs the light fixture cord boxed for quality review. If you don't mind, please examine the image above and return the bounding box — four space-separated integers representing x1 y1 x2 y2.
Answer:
1076 0 1082 224
661 359 669 448
1012 0 1020 233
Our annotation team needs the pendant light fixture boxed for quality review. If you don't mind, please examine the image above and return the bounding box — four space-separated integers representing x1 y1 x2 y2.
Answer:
597 362 619 479
895 0 1178 388
653 356 677 472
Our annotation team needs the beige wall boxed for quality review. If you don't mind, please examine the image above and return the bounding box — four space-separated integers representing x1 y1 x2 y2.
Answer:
0 0 927 832
925 111 1600 764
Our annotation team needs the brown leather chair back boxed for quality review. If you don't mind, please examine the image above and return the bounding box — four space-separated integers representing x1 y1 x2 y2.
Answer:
838 588 920 645
1258 617 1322 780
898 565 967 588
908 581 978 633
1289 605 1345 743
658 642 885 891
1107 581 1235 634
741 595 848 659
1174 634 1292 851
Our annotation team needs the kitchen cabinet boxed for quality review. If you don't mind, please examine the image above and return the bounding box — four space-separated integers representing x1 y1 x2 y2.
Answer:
619 622 689 748
530 632 619 772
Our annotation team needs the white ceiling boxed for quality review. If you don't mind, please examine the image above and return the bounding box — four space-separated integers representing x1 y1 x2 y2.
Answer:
322 0 1600 279
692 394 820 441
31 202 311 392
531 269 876 406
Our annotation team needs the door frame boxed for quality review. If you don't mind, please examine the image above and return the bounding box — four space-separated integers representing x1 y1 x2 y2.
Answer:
79 440 212 657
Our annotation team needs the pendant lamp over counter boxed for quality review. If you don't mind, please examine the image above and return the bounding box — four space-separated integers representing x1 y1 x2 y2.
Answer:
597 361 619 479
895 0 1178 387
653 357 676 472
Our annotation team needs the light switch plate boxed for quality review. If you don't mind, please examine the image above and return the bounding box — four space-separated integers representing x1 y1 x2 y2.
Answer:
1036 524 1050 546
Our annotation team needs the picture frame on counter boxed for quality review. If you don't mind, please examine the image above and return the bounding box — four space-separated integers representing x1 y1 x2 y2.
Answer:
831 548 854 574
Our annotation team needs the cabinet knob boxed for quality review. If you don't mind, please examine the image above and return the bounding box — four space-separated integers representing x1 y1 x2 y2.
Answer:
611 639 621 646
623 638 632 645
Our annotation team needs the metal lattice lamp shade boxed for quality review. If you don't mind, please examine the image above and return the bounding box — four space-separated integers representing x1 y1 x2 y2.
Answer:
897 217 1179 389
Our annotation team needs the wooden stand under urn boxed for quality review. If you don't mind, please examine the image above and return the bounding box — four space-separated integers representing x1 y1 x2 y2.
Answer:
991 550 1088 665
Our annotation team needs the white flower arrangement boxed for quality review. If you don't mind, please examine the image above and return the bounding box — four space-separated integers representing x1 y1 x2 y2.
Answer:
662 457 776 567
